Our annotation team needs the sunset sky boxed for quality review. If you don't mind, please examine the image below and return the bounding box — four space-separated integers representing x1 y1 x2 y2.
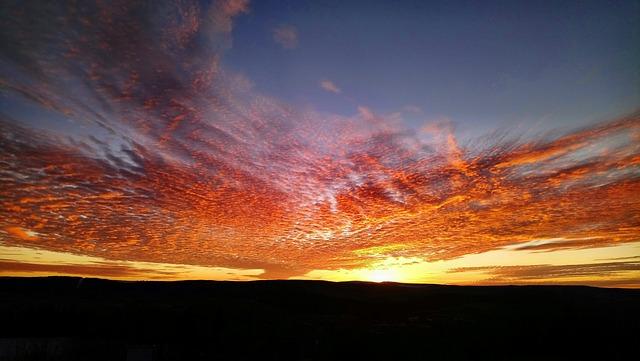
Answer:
1 0 639 286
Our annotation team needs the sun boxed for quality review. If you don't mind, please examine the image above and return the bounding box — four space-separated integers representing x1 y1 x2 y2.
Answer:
367 269 397 283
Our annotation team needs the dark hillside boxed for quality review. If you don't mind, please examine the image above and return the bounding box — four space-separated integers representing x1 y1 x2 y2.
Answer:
1 277 638 360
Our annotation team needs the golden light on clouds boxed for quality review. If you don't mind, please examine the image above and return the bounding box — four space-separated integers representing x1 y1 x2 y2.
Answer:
0 0 638 286
1 110 639 284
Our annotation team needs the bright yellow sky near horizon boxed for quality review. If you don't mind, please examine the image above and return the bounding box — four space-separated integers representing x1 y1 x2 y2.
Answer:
2 240 638 287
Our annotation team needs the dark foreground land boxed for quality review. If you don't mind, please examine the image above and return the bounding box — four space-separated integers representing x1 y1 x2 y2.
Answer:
0 277 639 360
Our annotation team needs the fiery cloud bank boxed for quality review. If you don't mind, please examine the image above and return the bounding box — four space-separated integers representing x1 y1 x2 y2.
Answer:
1 1 639 284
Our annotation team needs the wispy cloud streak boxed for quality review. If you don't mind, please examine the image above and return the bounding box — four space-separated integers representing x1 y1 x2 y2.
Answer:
273 25 298 49
451 261 640 287
320 80 341 94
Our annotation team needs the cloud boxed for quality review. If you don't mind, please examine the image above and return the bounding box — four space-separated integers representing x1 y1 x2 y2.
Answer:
273 24 298 49
1 0 639 281
5 227 39 241
0 260 156 279
0 259 263 281
208 0 250 34
320 80 341 94
450 261 640 288
0 245 264 281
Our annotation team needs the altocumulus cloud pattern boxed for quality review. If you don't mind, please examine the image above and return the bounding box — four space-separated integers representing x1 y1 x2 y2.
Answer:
1 0 639 282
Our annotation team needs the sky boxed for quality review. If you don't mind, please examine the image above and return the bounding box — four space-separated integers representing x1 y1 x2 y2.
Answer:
0 0 639 286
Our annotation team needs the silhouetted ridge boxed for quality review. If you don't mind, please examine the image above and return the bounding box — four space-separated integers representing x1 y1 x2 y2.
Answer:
0 277 638 360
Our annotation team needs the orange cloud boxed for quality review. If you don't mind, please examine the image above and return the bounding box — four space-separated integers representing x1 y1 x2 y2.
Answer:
0 260 154 279
5 227 38 241
451 261 640 288
2 113 638 279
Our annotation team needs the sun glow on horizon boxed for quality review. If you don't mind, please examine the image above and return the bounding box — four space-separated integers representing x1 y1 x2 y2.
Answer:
366 269 398 283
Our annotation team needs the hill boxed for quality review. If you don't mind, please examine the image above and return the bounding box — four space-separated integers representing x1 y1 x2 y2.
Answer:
1 277 639 360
